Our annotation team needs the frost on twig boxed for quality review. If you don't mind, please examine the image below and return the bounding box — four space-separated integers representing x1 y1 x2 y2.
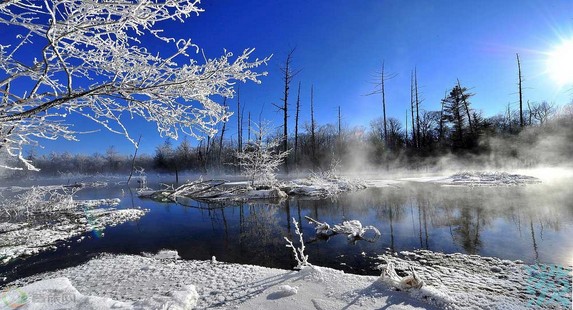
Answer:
0 0 271 170
235 121 289 188
284 217 310 269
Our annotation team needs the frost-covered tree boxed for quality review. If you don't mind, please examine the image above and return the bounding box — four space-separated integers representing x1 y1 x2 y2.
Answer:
0 0 270 170
235 121 289 187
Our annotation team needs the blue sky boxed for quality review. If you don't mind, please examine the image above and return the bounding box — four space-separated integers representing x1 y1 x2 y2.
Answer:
35 0 573 155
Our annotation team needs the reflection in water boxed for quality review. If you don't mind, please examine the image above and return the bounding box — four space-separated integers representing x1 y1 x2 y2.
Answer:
1 179 572 282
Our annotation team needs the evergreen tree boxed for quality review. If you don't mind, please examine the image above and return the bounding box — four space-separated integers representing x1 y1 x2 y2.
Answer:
442 84 474 150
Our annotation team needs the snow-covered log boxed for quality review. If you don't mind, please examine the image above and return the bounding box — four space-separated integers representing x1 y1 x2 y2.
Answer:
379 262 424 290
305 216 381 242
138 178 287 203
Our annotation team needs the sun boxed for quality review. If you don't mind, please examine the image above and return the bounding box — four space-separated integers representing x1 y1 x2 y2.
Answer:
546 39 573 86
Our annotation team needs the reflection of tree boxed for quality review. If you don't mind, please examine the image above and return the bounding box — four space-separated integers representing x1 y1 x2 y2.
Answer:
372 188 407 250
420 186 491 254
412 185 435 250
239 203 285 263
451 206 484 254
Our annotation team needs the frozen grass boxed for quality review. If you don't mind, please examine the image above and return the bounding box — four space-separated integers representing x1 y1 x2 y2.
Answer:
0 185 148 265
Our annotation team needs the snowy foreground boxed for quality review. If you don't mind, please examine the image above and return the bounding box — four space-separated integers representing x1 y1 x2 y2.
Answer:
3 250 571 310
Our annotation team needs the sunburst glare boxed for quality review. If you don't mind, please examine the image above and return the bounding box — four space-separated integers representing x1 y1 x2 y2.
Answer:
546 38 573 86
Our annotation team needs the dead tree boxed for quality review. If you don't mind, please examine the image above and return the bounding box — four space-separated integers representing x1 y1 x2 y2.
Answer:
248 112 251 142
366 61 397 147
273 48 300 174
415 68 421 148
517 53 524 128
237 86 242 152
310 84 317 169
405 109 408 146
294 81 301 166
218 98 227 167
410 71 417 147
439 90 447 142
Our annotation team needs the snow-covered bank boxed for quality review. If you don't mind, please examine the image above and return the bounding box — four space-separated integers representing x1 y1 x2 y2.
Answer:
438 171 541 187
4 251 434 310
368 171 543 188
139 174 367 203
0 194 148 265
286 175 367 197
376 249 572 309
4 250 570 309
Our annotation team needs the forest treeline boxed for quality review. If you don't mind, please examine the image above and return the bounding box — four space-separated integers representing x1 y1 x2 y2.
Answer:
11 88 573 178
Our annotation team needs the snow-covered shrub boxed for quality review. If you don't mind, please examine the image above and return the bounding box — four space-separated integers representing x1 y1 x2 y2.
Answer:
235 121 289 188
0 186 78 219
284 218 310 269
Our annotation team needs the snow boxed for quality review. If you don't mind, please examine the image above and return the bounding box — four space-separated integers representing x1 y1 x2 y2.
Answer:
287 176 367 197
2 277 199 310
5 252 436 310
5 248 569 310
376 249 572 309
332 220 381 240
0 196 148 265
306 216 381 242
245 187 288 199
439 171 542 187
369 171 543 188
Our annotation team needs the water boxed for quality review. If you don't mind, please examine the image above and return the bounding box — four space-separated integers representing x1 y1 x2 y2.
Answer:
1 178 572 282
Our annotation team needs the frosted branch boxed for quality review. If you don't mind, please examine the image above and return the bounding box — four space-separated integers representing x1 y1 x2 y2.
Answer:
0 0 270 170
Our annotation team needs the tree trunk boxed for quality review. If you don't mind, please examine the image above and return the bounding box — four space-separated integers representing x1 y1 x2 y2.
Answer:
294 81 301 167
517 53 524 128
410 71 416 148
457 79 473 133
439 91 446 142
219 98 227 169
381 62 388 147
415 68 420 148
237 86 242 152
311 84 317 169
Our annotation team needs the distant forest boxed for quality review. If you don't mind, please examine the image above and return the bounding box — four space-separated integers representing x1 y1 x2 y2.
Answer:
9 89 573 178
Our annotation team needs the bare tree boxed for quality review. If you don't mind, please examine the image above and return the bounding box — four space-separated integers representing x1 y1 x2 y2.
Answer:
366 61 397 146
310 84 317 169
237 86 242 152
294 81 301 166
517 53 524 128
439 90 447 142
273 48 300 174
218 98 228 167
530 101 556 125
248 112 252 142
415 68 421 148
0 0 270 170
410 71 417 147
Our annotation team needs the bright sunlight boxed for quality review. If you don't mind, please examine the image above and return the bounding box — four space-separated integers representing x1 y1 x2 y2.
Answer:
547 39 573 86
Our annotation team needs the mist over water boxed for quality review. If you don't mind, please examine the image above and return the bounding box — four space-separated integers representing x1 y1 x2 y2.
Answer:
1 176 571 284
